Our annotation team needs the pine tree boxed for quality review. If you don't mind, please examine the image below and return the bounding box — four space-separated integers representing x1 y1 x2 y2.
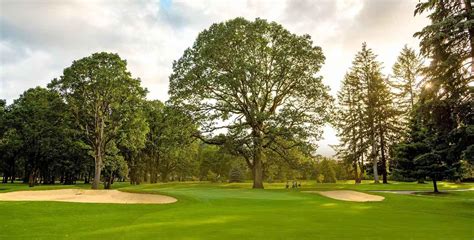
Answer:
375 77 402 183
336 43 400 183
352 43 385 183
393 0 473 192
391 46 424 131
415 0 473 182
229 167 243 183
335 73 366 184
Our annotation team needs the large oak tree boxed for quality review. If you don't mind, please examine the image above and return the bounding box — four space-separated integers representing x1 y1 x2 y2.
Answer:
49 52 148 189
169 18 332 188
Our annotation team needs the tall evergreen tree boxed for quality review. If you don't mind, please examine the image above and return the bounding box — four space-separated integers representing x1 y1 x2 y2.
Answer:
335 73 366 183
416 0 473 178
393 0 473 192
391 46 424 129
375 77 402 183
336 43 400 183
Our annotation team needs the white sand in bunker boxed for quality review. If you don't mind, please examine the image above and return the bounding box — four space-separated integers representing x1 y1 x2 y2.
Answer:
0 189 177 204
305 190 384 202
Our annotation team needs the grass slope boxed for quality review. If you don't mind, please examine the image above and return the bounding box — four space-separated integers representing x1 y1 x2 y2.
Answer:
0 181 473 240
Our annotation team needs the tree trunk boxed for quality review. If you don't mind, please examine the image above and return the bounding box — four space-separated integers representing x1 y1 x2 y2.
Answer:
354 161 362 184
354 162 359 184
252 129 264 189
359 152 364 183
92 147 102 189
84 172 90 184
28 171 35 187
464 0 474 73
253 153 264 189
432 178 439 193
379 125 388 184
370 124 379 183
371 142 379 183
161 172 169 182
104 175 113 189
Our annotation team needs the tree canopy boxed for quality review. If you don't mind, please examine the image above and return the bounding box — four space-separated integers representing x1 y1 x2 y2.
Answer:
169 18 332 188
49 52 148 189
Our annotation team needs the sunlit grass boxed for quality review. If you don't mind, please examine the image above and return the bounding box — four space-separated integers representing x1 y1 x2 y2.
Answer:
0 181 473 239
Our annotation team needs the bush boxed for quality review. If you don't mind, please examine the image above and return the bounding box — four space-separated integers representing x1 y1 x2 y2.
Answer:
229 167 243 183
206 171 220 182
319 160 337 183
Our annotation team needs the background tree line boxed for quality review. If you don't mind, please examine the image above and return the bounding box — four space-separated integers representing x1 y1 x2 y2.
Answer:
1 1 472 191
0 80 345 187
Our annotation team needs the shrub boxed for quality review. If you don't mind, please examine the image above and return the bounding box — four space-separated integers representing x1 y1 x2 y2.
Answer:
229 167 243 183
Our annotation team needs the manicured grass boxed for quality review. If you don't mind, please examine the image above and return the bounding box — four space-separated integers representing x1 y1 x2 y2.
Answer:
0 181 473 239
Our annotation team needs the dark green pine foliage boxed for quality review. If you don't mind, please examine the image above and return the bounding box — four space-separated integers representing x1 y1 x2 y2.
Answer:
336 43 400 183
228 167 243 183
393 0 473 192
335 73 366 183
391 45 424 134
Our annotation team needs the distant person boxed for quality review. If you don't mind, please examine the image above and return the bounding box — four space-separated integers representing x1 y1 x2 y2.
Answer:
286 182 289 189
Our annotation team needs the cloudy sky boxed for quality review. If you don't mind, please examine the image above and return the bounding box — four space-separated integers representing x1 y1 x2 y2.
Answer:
0 0 429 157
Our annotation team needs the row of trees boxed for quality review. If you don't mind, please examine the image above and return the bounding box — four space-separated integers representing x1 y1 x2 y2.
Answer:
0 81 347 186
1 1 472 191
335 0 473 192
0 50 339 188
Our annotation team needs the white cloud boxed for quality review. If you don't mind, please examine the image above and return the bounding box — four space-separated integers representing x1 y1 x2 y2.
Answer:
0 0 429 157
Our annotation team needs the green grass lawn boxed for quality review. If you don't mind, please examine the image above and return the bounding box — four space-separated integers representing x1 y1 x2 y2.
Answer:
0 181 473 239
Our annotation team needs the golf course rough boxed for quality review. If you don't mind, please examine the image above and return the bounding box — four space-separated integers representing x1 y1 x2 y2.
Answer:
0 181 472 240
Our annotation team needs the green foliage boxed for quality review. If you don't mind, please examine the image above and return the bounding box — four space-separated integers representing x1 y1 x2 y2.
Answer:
393 105 466 191
169 17 332 188
392 0 474 191
228 167 244 183
5 87 71 186
102 141 128 189
335 43 400 184
391 45 423 112
198 144 238 182
316 159 337 183
463 145 474 165
139 100 199 183
49 52 148 189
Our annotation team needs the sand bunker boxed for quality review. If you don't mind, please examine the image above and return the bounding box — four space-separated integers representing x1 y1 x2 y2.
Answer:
306 190 384 202
0 189 177 204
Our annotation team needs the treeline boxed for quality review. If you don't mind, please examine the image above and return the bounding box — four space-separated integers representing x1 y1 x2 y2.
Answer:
1 1 472 191
335 1 473 191
0 82 348 187
1 17 338 189
0 51 344 188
